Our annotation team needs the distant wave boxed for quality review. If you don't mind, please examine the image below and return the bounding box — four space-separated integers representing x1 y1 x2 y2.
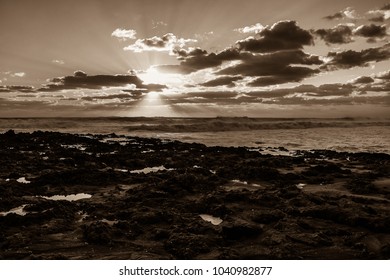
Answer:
125 119 390 132
1 117 389 134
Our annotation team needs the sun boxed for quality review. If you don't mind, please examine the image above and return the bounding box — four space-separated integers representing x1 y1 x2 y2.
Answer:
138 66 185 87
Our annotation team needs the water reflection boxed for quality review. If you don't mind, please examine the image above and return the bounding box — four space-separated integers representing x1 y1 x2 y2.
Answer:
199 214 223 225
40 193 92 201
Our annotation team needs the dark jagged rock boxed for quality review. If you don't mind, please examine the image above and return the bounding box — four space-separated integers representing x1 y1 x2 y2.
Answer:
0 130 389 259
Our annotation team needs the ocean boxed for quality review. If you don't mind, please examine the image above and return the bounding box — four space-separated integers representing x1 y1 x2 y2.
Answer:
0 117 389 154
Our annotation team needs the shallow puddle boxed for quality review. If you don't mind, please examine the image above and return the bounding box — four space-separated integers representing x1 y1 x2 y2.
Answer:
224 179 263 191
0 204 28 216
40 193 92 201
100 137 131 146
61 144 86 151
17 177 31 184
199 214 223 225
130 165 174 174
101 218 118 226
231 179 248 185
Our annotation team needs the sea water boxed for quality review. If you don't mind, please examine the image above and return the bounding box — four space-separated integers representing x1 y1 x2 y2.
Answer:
0 118 389 153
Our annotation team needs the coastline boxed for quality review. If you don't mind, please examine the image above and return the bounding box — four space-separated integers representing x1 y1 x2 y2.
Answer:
0 130 389 259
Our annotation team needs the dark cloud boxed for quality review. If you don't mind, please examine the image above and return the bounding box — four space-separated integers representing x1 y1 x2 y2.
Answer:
314 25 353 44
247 67 319 86
162 83 364 108
369 15 385 22
264 95 390 106
143 83 167 92
174 47 208 59
381 3 390 10
368 4 390 22
182 48 242 71
324 7 357 20
324 11 344 20
157 21 316 86
352 76 375 84
322 44 390 70
16 94 36 98
156 48 243 74
354 24 387 38
235 21 313 53
159 91 245 106
247 83 354 97
40 71 165 92
218 50 321 86
180 91 238 100
0 85 35 93
314 83 354 96
200 76 243 87
74 70 87 78
80 94 137 101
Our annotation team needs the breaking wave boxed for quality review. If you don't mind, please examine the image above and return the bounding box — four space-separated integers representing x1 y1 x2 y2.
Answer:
124 118 390 132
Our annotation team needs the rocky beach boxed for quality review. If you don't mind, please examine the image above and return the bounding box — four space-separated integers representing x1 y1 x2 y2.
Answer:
0 130 389 259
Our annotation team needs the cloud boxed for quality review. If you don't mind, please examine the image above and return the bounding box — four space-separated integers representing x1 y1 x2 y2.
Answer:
245 83 355 98
368 4 390 22
314 23 387 44
80 93 138 101
353 24 387 38
0 85 35 93
174 47 208 59
200 76 243 87
351 76 375 84
314 24 354 44
181 48 242 70
2 72 27 78
235 21 313 53
322 44 390 70
124 33 196 54
194 31 215 41
235 23 265 34
247 67 319 86
159 41 322 86
152 20 168 29
376 69 390 80
156 80 389 109
143 83 167 92
40 70 155 91
156 47 243 74
111 28 137 40
156 22 316 83
52 59 65 65
218 50 322 85
12 72 26 77
324 7 358 20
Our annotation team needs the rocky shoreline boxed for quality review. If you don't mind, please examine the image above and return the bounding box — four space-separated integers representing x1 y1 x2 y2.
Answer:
0 130 389 259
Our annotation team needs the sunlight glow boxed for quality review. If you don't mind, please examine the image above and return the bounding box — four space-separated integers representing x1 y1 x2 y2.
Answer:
125 91 176 117
138 67 185 87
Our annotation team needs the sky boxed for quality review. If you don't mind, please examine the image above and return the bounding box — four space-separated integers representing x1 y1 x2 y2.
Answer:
0 0 389 118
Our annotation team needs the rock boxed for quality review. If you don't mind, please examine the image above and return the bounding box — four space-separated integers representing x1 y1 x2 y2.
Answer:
222 219 263 240
164 232 213 259
83 221 113 245
251 209 285 224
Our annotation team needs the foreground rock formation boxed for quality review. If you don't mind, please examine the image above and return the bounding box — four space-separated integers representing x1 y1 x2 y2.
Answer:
0 130 389 259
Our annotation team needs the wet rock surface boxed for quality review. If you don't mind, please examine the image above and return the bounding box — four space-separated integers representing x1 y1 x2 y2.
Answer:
0 130 389 259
